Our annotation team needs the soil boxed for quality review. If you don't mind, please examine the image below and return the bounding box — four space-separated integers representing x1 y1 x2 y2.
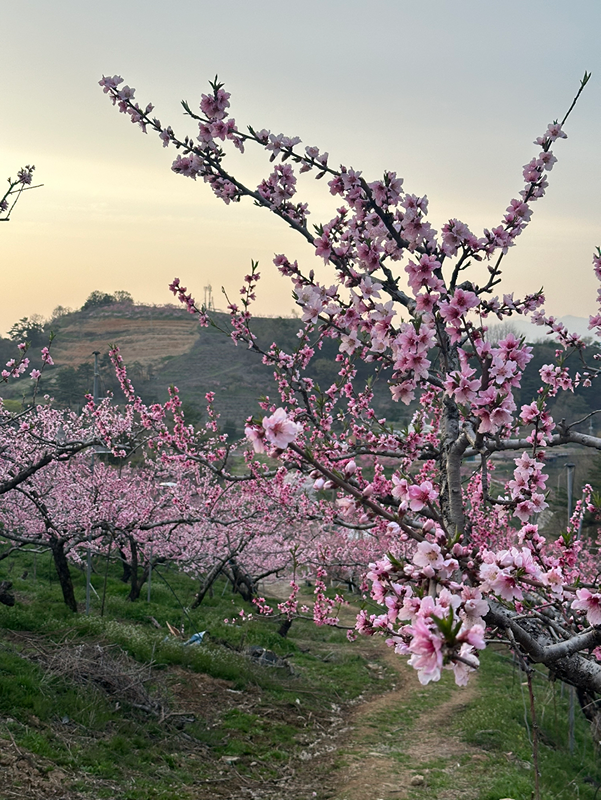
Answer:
50 317 198 367
332 647 485 800
0 735 82 800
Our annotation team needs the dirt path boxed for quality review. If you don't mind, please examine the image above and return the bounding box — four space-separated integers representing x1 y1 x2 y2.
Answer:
331 646 487 800
261 579 491 799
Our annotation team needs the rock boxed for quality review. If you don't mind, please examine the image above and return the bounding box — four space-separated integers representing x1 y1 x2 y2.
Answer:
246 645 293 673
0 581 15 607
410 774 425 786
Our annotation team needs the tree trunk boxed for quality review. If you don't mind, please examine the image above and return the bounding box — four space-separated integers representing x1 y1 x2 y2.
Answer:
127 565 150 602
192 563 223 609
224 558 256 603
51 540 77 612
126 540 165 602
439 394 467 537
126 536 143 602
277 618 293 638
118 548 132 583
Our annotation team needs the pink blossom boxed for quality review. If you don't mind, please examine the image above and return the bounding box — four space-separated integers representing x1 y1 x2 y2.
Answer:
407 618 443 685
413 540 444 571
461 587 489 625
262 408 302 449
41 347 54 366
492 570 523 602
572 588 601 626
391 475 409 504
245 424 266 453
449 643 479 686
407 480 438 511
542 566 564 598
459 624 486 651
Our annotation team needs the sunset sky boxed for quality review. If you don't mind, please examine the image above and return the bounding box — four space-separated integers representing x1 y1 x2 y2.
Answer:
3 1 601 336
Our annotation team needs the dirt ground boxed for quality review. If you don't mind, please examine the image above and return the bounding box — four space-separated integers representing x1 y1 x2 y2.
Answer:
50 317 198 367
332 647 485 800
258 579 491 800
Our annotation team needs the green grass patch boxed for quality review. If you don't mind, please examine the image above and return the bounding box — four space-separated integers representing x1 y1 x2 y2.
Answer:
0 548 387 797
453 647 601 799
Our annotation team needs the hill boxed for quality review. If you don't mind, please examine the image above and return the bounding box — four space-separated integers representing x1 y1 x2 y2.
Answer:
2 302 601 435
0 303 397 431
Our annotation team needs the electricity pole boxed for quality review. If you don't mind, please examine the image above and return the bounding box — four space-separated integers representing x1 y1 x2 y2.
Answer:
85 351 100 615
566 461 576 754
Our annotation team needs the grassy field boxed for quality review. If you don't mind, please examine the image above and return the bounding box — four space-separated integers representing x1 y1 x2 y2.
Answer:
0 550 600 799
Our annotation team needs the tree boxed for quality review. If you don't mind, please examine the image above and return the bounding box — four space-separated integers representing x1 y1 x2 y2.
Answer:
113 290 134 304
81 290 117 311
103 72 601 758
81 290 134 311
8 315 45 346
49 305 73 322
0 393 146 608
0 165 37 222
53 363 95 408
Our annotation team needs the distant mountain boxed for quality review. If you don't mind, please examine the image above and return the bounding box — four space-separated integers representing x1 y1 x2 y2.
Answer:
0 303 399 432
492 315 598 343
2 304 600 435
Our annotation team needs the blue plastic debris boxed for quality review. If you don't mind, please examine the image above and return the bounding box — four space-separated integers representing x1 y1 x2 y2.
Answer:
183 631 206 646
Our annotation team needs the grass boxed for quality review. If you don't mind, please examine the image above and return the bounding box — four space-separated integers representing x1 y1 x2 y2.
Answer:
2 549 601 799
0 549 389 798
455 647 601 800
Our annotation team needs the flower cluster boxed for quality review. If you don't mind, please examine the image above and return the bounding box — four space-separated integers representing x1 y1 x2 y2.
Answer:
245 407 302 453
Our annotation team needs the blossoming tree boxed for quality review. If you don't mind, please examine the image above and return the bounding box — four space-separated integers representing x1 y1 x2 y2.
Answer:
0 341 334 613
1 164 37 222
100 71 601 733
0 386 155 608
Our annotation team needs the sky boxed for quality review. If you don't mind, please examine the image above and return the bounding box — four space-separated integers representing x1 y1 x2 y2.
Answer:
2 1 601 336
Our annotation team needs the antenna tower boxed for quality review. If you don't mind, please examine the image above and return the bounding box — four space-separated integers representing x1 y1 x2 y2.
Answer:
203 285 215 311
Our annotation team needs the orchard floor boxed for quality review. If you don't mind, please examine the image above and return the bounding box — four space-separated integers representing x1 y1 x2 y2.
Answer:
1 569 596 800
0 635 493 800
332 647 484 800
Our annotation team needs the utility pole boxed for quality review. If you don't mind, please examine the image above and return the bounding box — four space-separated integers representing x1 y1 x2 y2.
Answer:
566 461 576 755
86 351 101 615
566 462 575 521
